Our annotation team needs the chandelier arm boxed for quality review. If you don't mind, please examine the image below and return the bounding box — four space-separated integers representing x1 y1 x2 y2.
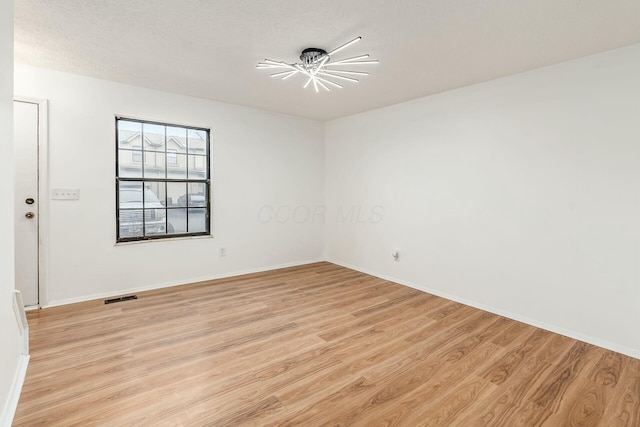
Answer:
316 79 331 92
326 54 369 65
316 55 330 69
264 59 285 66
327 36 361 56
303 76 313 89
295 64 313 78
316 76 343 89
316 71 359 83
331 60 379 65
308 56 330 93
270 70 296 77
265 59 302 73
319 69 369 76
283 63 303 72
281 70 299 80
257 63 287 69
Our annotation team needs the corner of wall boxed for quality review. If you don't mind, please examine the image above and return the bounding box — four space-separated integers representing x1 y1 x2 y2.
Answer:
0 354 29 427
2 1 30 424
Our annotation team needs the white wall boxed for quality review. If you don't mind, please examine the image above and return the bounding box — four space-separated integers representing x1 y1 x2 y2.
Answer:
12 41 640 362
325 44 640 358
14 65 325 306
1 0 26 423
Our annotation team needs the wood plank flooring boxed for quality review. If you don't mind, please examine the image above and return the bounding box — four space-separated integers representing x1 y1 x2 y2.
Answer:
13 262 640 426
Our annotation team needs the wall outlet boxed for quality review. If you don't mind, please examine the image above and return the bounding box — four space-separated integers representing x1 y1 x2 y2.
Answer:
51 188 80 200
219 247 226 257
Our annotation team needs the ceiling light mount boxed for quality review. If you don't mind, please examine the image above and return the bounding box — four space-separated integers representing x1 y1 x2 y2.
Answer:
300 48 328 66
257 37 378 93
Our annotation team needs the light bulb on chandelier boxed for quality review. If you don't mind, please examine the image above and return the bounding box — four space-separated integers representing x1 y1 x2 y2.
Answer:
256 37 379 93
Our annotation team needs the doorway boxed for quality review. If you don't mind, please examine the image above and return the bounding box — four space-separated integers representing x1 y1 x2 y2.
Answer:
14 98 48 308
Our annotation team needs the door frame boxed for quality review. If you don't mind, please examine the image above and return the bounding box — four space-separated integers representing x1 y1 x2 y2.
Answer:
14 96 49 308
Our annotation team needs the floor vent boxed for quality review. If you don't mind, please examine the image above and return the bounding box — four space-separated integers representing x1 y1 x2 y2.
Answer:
105 295 138 304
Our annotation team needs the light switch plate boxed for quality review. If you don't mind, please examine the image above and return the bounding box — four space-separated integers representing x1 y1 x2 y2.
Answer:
51 188 80 200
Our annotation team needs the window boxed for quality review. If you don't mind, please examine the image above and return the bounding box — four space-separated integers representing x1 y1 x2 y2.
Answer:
116 117 211 242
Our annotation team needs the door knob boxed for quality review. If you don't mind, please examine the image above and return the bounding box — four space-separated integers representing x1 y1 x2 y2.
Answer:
25 198 35 205
25 212 35 219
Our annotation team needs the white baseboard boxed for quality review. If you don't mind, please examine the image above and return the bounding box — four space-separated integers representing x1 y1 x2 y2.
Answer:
327 258 640 361
0 354 29 427
37 255 640 360
45 258 325 308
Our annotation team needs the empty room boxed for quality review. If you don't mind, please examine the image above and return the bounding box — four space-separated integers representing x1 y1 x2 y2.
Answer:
1 0 639 425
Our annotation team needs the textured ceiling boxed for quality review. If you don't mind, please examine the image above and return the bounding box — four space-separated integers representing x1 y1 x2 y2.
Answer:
14 0 640 121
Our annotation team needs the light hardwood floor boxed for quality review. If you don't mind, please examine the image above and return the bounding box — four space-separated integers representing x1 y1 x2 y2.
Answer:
14 262 640 426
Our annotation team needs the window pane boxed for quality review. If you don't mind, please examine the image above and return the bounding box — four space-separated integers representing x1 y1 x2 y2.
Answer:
119 209 144 239
187 183 207 207
119 182 143 209
167 182 186 208
144 152 166 178
167 154 187 179
188 208 207 233
143 123 165 152
167 127 187 154
168 209 187 234
188 155 207 179
118 150 143 178
132 150 143 163
188 129 207 154
181 187 205 206
167 149 178 165
145 209 167 236
145 182 166 208
118 120 142 149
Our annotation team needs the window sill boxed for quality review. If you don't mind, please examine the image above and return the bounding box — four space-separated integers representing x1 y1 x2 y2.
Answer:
114 234 213 246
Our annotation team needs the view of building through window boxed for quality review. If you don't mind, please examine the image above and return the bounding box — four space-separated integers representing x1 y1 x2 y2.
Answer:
116 118 210 241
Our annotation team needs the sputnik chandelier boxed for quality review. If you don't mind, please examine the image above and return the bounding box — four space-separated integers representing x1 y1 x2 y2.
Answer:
256 37 378 92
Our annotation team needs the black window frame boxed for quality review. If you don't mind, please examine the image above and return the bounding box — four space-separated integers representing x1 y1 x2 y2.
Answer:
115 116 211 243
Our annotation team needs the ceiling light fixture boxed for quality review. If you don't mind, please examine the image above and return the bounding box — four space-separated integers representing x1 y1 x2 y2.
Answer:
257 37 378 93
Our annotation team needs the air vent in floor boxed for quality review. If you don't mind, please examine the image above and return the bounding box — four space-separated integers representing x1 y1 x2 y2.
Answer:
105 295 138 304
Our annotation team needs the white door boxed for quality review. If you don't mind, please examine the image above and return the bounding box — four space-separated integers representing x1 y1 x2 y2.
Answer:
14 100 39 307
